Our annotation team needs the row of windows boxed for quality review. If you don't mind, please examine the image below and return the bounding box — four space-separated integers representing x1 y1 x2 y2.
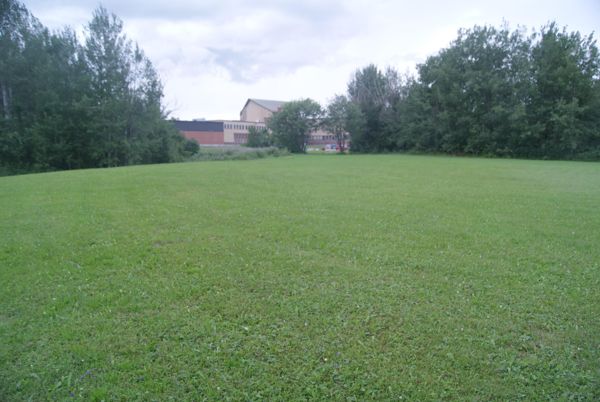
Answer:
224 123 266 131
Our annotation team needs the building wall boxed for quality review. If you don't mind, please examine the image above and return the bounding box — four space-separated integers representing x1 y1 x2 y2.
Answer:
308 128 349 146
223 121 267 144
173 120 225 145
240 101 274 123
181 131 224 145
177 120 337 147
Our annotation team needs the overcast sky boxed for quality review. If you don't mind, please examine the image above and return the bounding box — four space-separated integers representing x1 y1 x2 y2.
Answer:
26 0 600 120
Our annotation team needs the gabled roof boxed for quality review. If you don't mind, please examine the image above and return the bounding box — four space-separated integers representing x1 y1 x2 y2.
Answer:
243 98 287 112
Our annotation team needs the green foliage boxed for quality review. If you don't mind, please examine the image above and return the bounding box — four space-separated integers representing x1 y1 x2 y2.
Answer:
407 25 534 156
268 98 322 153
347 65 403 152
1 155 599 399
0 1 187 172
346 24 600 160
183 138 200 156
527 23 600 159
246 125 272 147
322 94 359 153
189 146 289 161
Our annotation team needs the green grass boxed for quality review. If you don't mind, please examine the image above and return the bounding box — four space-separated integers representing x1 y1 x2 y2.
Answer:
1 154 599 400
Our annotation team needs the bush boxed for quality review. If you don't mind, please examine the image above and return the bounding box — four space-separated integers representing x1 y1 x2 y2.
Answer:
188 146 289 162
246 126 272 147
183 139 200 156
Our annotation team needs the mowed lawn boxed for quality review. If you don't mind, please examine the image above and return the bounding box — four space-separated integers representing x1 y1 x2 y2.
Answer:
1 155 599 401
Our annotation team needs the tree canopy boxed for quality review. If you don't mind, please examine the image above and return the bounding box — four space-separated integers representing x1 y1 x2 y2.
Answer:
0 1 191 173
268 99 321 153
2 3 599 170
340 23 600 160
321 94 363 153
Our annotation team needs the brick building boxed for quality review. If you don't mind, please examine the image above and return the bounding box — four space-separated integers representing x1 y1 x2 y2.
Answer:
172 120 225 145
173 98 341 147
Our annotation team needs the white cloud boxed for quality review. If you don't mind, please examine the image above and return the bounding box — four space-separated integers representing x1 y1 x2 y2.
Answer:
25 0 600 119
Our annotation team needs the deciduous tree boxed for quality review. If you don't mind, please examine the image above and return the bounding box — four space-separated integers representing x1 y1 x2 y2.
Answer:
269 99 321 153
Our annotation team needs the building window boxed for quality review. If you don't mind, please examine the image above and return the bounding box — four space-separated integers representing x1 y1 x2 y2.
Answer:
234 132 248 144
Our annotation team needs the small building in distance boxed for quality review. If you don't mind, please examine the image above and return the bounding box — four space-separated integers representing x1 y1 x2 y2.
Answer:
172 118 268 146
173 98 341 148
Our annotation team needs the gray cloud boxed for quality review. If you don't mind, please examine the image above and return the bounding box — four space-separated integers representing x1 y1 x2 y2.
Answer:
27 0 362 82
208 47 257 83
24 0 600 119
26 0 349 24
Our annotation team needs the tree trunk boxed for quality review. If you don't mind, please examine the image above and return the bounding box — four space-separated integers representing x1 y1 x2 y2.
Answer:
1 82 10 120
336 129 345 153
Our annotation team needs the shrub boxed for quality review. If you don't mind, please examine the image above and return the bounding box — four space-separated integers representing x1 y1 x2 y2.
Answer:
246 126 273 147
188 146 289 162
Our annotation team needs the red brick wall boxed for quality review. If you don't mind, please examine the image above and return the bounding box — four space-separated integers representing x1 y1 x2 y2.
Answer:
182 131 224 145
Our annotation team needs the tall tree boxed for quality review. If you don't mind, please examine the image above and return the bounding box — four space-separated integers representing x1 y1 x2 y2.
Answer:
413 25 533 155
0 0 46 168
84 6 133 166
528 23 600 159
82 6 186 167
392 23 600 159
0 1 189 173
322 94 363 153
347 65 402 152
268 99 321 153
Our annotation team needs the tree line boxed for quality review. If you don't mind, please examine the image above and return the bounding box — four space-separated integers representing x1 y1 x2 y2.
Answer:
0 1 195 174
2 0 599 173
268 23 600 160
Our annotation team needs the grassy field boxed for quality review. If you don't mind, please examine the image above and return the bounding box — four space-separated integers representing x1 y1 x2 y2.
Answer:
1 154 599 400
